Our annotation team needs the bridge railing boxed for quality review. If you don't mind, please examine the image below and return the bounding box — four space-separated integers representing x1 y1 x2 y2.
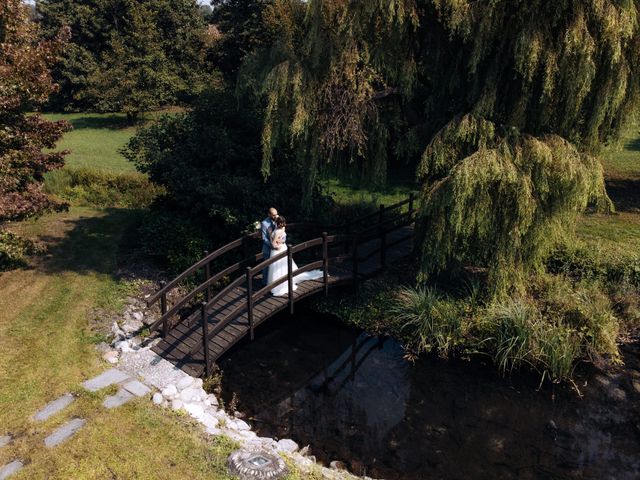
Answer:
195 233 357 375
148 192 416 339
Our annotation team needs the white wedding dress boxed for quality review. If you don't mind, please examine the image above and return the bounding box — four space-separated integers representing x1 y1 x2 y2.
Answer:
267 228 324 296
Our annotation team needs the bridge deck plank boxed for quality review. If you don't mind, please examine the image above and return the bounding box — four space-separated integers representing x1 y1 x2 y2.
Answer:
151 226 413 377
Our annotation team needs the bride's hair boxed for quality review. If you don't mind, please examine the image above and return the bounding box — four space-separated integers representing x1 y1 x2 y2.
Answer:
276 216 286 228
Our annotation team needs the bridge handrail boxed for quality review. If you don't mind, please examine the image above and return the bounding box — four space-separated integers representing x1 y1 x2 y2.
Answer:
150 192 416 339
193 234 355 358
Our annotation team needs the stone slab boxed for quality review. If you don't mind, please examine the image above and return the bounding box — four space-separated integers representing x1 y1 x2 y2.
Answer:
0 436 10 448
34 394 75 422
103 389 135 409
122 380 151 397
83 369 129 392
44 418 86 448
118 348 191 390
0 460 23 480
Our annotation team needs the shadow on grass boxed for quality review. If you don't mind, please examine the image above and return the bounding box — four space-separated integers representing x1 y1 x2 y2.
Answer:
67 114 135 131
624 136 640 152
606 177 640 213
37 208 145 276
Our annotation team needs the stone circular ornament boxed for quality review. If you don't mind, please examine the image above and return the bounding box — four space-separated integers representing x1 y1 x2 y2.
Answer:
227 448 288 480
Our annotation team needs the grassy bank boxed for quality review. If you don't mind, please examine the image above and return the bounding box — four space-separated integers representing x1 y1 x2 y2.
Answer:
315 124 640 385
0 207 238 478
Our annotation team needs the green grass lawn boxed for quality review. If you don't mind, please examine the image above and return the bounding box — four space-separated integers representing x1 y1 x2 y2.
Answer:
577 120 640 257
0 207 240 479
44 113 139 173
602 120 640 178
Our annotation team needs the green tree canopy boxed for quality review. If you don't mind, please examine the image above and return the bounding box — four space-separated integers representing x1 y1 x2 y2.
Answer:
246 0 640 294
39 0 219 115
0 0 69 222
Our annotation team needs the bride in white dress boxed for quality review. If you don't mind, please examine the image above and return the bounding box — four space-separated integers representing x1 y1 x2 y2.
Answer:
267 216 324 296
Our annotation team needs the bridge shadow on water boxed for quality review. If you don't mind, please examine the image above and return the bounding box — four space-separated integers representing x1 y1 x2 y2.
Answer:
220 308 640 480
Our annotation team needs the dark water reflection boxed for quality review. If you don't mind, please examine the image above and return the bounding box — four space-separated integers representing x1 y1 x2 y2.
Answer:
220 310 640 480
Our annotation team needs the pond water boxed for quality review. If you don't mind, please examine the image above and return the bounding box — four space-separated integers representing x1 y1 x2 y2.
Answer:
219 308 640 480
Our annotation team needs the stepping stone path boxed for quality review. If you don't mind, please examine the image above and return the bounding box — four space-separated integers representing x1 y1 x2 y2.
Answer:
34 394 75 422
0 460 23 480
103 389 135 409
82 368 129 392
44 418 87 448
122 379 151 397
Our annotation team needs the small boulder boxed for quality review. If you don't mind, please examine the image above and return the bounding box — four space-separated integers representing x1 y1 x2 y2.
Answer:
277 438 299 453
206 394 219 407
180 387 199 402
233 419 251 431
201 413 219 428
162 385 177 398
177 376 194 391
330 460 346 470
103 351 119 364
152 393 163 405
115 340 132 353
132 311 144 321
184 403 205 420
171 399 184 411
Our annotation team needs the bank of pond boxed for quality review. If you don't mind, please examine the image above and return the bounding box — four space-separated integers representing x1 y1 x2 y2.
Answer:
218 308 639 480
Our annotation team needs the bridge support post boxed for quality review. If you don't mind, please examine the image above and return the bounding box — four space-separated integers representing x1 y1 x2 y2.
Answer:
352 237 359 292
408 192 415 221
204 251 210 303
246 267 254 340
201 301 211 377
287 244 294 314
322 232 329 297
160 280 168 338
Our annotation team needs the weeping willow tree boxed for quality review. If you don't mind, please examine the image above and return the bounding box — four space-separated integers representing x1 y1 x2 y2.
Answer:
245 0 640 294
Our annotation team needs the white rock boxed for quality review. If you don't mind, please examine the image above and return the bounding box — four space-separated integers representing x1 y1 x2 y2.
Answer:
103 351 119 364
239 430 257 441
277 438 299 453
206 394 219 406
200 413 219 428
184 403 204 420
233 419 251 431
122 320 143 334
162 385 177 398
115 340 132 353
152 393 163 405
171 399 184 411
193 378 203 389
132 311 144 321
179 387 199 402
204 398 211 406
205 426 221 436
176 376 194 391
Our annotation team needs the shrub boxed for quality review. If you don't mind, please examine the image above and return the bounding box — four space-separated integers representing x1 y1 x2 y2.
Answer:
44 168 163 209
0 231 45 271
137 210 208 274
547 243 640 287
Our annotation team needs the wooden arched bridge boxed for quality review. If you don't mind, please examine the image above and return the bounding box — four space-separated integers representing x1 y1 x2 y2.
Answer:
146 194 417 377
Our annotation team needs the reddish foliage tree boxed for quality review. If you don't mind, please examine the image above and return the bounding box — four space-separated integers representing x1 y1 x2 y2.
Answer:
0 0 70 222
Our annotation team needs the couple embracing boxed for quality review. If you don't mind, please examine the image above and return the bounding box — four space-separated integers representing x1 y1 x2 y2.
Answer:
260 207 323 296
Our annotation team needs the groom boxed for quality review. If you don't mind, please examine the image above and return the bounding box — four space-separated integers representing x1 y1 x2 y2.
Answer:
261 207 281 286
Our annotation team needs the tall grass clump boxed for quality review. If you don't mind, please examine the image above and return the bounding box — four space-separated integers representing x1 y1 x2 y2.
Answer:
392 286 464 357
484 298 537 374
